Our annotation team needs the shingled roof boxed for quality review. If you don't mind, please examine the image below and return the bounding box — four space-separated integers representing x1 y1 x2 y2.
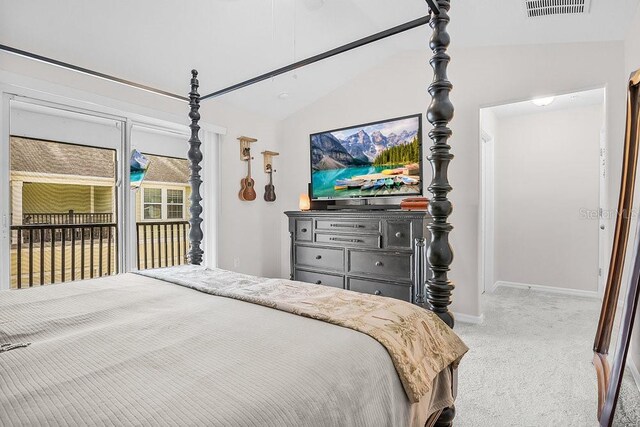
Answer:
10 137 189 184
10 136 115 179
144 154 189 184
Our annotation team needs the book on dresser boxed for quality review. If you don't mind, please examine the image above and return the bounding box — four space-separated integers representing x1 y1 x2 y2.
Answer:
284 210 431 305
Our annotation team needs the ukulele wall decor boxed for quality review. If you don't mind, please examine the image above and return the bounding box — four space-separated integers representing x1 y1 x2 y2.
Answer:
262 150 279 202
238 136 257 201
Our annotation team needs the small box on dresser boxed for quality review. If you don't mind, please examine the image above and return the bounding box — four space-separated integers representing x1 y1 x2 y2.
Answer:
285 210 430 304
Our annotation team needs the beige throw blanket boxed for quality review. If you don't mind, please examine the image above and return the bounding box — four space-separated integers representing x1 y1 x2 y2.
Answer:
138 265 468 403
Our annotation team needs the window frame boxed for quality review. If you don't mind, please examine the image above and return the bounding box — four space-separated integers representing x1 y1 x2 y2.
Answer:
166 188 185 220
142 187 163 221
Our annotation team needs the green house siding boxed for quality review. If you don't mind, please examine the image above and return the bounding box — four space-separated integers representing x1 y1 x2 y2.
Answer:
23 183 92 213
94 187 113 213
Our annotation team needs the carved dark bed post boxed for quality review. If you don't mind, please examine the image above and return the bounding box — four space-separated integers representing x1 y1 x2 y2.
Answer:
425 0 454 329
424 2 455 426
188 69 204 265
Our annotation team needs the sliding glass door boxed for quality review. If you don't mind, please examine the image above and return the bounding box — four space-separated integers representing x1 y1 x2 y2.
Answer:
129 124 191 271
0 90 219 290
5 98 125 289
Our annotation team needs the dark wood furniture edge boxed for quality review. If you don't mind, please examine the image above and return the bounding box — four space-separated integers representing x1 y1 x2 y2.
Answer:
594 68 640 426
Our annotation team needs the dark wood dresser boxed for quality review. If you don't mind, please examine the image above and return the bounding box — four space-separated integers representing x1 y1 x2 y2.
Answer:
285 210 430 304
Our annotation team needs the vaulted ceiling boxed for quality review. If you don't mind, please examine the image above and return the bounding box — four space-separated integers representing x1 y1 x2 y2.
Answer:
1 0 638 119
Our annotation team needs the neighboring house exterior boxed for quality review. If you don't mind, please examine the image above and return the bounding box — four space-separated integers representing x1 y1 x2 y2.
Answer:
10 136 116 226
9 138 190 287
10 137 190 226
135 154 190 223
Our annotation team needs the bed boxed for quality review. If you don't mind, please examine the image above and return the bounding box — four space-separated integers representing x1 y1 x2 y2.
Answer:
1 1 463 426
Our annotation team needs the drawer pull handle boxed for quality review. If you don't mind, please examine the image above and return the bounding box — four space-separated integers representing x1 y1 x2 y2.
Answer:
316 280 322 285
301 228 308 233
375 261 383 267
330 223 364 228
329 237 363 243
395 232 403 238
374 290 382 296
315 255 322 260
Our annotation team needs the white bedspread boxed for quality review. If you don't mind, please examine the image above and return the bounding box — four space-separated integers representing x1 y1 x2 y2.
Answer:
0 273 453 426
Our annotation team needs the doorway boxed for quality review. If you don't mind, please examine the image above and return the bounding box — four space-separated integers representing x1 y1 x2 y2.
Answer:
479 88 606 296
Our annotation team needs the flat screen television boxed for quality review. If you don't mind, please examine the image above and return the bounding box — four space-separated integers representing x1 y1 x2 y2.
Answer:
310 114 423 200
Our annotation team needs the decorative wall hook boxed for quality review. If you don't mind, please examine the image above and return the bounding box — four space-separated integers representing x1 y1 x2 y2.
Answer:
261 150 279 173
238 136 257 160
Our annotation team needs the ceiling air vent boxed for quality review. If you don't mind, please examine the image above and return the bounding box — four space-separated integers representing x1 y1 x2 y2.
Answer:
524 0 592 18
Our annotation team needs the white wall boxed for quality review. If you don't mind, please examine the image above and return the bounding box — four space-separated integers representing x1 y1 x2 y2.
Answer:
625 6 640 76
279 42 626 317
492 104 602 293
624 2 640 386
203 100 284 277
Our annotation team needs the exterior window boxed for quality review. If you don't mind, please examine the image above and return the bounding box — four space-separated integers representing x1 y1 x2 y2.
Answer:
167 189 184 220
143 188 162 220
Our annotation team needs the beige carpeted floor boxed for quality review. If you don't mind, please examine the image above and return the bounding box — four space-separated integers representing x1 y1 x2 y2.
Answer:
454 287 640 427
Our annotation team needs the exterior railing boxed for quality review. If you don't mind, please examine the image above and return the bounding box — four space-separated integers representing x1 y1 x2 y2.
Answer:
10 220 190 289
136 221 190 270
10 223 117 289
22 211 113 225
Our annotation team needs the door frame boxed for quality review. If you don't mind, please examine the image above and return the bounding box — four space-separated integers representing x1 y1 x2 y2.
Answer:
478 90 607 298
479 127 495 294
2 94 127 290
598 125 607 295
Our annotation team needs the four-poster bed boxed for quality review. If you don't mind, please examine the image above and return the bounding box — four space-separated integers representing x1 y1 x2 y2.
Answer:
183 0 461 424
187 0 457 329
0 1 467 426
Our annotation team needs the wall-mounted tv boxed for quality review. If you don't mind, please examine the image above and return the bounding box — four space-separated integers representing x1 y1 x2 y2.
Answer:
310 114 423 200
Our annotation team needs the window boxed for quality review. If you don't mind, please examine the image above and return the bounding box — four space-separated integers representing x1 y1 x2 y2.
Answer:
143 188 162 220
167 189 184 219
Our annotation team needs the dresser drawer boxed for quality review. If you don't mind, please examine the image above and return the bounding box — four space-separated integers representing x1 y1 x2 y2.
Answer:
296 246 344 271
315 233 381 249
348 250 412 282
295 219 312 242
385 220 413 249
295 270 344 288
315 219 380 233
348 277 411 302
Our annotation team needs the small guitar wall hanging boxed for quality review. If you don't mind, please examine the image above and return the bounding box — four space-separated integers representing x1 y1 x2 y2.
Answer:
238 136 257 201
262 150 279 202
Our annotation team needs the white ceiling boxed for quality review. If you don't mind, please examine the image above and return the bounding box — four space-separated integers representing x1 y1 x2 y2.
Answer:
487 87 605 118
0 0 638 119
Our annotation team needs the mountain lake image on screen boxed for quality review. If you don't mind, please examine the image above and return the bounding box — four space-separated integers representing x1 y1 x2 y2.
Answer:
310 114 423 199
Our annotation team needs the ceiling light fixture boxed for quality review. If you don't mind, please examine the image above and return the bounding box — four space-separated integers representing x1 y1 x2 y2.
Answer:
278 92 289 100
532 96 555 107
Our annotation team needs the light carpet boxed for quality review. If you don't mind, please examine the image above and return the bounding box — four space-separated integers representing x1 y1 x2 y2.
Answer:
454 287 639 426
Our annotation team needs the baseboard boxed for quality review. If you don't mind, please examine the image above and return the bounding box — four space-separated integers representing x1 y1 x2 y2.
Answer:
629 357 640 394
453 312 485 325
493 281 601 299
